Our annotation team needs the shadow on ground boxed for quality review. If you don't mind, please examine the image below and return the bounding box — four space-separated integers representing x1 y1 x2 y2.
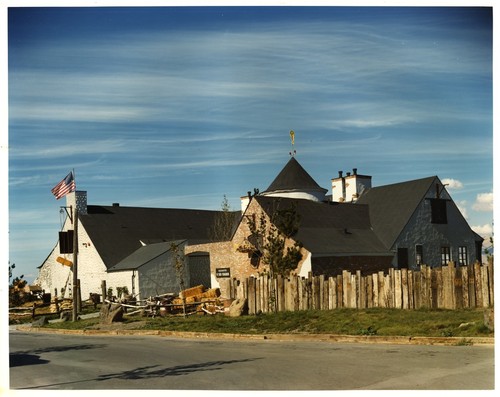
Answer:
97 357 264 381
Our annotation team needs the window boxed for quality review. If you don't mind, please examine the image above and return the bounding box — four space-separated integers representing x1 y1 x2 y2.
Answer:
441 246 451 265
59 230 74 254
458 246 468 266
415 245 423 265
397 248 408 268
430 198 448 224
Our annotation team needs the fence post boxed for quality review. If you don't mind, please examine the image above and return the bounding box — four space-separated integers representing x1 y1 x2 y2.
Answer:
336 274 343 308
328 276 336 309
474 262 483 308
394 269 402 309
247 277 256 315
487 261 494 307
342 270 349 308
481 264 490 307
454 265 464 309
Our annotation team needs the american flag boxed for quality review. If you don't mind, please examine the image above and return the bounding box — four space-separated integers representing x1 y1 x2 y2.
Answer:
51 171 76 200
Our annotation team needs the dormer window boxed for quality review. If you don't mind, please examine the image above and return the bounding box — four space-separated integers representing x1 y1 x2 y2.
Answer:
430 198 448 224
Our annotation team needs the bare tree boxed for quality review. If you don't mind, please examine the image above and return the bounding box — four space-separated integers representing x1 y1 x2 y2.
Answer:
210 195 239 241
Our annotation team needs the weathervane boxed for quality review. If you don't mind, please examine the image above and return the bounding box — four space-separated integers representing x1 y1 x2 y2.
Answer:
289 130 296 157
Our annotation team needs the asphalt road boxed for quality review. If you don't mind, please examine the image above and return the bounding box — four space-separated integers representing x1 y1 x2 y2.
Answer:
8 329 494 390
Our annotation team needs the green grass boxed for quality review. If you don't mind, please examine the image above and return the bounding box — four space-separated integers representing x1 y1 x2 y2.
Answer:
40 307 494 338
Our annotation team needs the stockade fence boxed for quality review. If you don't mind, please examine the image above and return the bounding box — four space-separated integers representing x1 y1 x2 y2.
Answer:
227 262 493 314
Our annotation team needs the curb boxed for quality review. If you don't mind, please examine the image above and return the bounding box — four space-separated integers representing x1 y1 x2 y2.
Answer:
15 326 494 346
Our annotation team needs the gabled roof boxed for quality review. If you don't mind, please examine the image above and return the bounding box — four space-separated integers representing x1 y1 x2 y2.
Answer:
254 196 391 256
80 205 240 269
356 176 437 249
108 240 185 272
263 157 327 194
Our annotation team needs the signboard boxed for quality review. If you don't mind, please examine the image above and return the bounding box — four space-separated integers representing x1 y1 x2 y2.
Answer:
216 267 231 278
56 256 73 267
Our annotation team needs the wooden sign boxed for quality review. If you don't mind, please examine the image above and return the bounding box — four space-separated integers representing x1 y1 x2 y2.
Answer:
56 256 73 267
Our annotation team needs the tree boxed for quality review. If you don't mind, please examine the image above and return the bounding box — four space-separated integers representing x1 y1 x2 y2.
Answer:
9 262 27 307
210 195 239 241
241 200 303 277
171 242 187 317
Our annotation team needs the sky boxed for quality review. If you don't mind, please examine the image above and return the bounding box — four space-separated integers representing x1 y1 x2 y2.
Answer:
4 3 494 284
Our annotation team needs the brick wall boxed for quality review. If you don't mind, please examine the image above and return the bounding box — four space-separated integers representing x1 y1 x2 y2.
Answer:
185 198 309 297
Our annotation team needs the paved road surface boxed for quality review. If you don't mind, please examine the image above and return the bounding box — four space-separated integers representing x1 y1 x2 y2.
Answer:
9 330 494 390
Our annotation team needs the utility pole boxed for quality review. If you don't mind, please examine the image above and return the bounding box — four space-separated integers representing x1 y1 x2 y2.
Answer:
72 206 79 322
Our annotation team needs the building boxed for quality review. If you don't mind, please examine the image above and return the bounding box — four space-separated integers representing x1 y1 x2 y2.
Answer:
35 192 239 301
187 157 483 297
36 156 483 301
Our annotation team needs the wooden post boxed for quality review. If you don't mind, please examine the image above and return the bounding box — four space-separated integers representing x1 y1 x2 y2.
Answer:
372 273 378 308
487 261 494 307
336 274 343 308
394 269 402 309
329 276 336 309
319 275 325 310
291 275 299 311
481 264 489 307
342 270 350 308
77 279 82 313
454 266 464 309
248 277 256 315
72 207 79 322
101 280 107 303
474 262 483 307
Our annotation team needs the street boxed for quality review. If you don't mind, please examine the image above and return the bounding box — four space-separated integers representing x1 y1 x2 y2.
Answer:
8 329 494 390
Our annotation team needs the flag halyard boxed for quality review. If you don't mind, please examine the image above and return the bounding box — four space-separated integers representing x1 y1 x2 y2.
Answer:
51 171 76 200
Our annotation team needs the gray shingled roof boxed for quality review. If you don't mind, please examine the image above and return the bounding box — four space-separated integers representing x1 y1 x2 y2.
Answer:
108 240 185 272
254 196 391 256
263 157 328 195
356 176 437 249
79 206 240 269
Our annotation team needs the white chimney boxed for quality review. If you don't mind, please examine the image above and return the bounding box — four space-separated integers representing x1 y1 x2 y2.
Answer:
331 168 371 202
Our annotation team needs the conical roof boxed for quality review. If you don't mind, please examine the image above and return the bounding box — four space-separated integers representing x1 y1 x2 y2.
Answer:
263 157 327 195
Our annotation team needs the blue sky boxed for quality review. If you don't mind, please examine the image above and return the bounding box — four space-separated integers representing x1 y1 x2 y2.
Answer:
5 5 493 283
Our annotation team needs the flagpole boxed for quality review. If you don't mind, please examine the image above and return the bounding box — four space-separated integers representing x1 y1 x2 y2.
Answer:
72 204 79 321
71 168 78 321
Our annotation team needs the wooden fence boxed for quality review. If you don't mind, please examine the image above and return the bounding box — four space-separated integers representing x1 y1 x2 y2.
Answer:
228 262 494 314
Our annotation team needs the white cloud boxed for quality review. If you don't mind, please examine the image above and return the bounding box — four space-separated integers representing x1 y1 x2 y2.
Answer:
472 223 493 239
442 178 463 190
472 192 493 212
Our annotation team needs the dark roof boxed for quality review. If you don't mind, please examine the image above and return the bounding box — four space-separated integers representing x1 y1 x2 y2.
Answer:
263 157 327 194
108 240 185 272
254 196 391 256
356 176 437 248
80 205 240 269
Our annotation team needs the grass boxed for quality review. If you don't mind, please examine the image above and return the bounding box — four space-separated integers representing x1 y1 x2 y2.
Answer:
39 307 494 338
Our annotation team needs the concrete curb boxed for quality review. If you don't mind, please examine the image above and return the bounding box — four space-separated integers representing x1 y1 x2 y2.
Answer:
15 326 494 346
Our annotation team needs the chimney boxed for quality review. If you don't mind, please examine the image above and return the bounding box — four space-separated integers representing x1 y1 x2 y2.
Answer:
331 171 346 202
332 168 372 202
66 191 87 216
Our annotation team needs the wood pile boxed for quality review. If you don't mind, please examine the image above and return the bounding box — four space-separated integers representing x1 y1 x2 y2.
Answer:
49 298 72 313
141 285 226 317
